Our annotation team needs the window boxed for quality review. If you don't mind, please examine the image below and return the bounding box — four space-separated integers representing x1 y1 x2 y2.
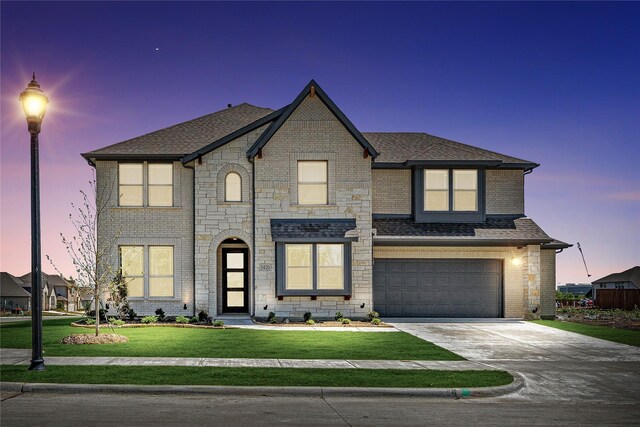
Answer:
285 244 313 290
423 169 478 212
148 164 173 206
298 161 328 205
225 172 242 202
120 246 144 297
279 242 350 295
424 170 449 211
119 164 143 206
453 170 477 211
149 246 173 297
118 163 173 207
119 245 174 298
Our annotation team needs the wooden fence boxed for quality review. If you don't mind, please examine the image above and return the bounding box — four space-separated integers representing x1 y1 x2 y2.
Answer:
596 289 640 310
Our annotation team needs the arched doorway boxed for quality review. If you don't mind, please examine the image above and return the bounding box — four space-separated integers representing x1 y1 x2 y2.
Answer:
217 238 250 314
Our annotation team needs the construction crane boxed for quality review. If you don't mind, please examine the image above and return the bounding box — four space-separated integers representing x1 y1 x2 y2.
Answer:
576 242 591 278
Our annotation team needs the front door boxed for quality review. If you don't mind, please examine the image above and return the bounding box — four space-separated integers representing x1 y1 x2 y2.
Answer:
222 248 249 313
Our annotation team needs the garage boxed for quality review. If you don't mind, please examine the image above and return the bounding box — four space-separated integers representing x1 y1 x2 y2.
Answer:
373 259 503 317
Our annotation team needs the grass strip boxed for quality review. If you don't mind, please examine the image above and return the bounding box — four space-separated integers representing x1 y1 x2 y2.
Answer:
0 318 462 361
532 320 640 347
0 365 512 388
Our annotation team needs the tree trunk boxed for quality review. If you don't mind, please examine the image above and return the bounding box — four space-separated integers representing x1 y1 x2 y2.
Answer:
94 292 99 337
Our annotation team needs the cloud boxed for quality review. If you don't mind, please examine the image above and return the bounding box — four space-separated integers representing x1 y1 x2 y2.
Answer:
603 190 640 202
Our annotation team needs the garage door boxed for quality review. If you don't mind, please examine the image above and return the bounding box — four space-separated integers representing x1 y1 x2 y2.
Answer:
373 259 502 317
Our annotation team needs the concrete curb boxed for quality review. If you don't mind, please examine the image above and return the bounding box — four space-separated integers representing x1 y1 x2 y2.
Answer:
0 373 524 399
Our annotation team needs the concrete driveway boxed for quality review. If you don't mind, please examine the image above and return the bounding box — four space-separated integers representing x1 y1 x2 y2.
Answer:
387 319 640 403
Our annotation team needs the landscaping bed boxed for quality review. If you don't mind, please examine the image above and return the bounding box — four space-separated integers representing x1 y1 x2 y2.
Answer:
256 320 391 328
555 307 640 331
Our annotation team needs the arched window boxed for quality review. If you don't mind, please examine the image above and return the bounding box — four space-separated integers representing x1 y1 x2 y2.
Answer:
225 172 242 202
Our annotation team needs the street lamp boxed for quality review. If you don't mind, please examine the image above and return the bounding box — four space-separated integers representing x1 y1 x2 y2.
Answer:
20 73 48 371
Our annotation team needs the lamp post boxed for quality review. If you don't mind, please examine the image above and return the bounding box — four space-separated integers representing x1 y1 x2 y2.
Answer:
20 73 48 371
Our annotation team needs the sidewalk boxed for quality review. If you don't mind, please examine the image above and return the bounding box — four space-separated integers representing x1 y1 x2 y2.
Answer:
0 348 488 370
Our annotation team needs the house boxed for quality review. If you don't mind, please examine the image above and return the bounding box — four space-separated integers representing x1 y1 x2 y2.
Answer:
19 272 79 311
0 272 31 311
81 80 570 320
557 283 593 298
592 266 640 309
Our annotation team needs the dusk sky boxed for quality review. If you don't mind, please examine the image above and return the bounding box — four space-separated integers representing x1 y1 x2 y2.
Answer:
1 2 638 284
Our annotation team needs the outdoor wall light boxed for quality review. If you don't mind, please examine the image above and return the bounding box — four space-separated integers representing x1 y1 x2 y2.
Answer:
183 303 188 310
20 73 49 372
511 257 522 266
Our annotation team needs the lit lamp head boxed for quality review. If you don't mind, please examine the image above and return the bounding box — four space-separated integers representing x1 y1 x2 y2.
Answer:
19 73 48 134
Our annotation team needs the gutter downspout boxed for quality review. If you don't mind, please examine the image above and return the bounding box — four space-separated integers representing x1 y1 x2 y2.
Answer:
183 162 197 317
251 157 256 318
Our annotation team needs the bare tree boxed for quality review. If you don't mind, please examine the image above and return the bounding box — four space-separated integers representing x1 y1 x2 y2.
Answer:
48 173 119 336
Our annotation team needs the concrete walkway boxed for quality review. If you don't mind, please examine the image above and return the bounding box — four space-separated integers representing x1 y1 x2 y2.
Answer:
0 348 486 370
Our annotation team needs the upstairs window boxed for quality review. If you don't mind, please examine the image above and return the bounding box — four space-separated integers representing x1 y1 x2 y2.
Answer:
423 169 478 212
225 172 242 202
298 161 328 205
119 164 143 206
148 164 173 206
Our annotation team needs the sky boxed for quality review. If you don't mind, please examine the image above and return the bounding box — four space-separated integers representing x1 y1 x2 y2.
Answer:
1 1 638 284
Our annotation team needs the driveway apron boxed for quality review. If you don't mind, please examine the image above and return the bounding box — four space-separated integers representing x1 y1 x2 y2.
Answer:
388 320 640 403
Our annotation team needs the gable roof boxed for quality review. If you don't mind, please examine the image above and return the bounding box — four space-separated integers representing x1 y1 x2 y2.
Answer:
247 80 379 159
592 266 640 287
81 103 275 160
365 132 538 168
0 272 31 297
20 272 71 293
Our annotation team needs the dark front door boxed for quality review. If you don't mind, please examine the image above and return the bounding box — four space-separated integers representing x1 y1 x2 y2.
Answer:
222 248 249 313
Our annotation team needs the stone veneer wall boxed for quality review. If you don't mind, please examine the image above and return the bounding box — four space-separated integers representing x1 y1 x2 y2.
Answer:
191 124 269 317
253 94 373 320
539 249 556 319
96 161 194 316
486 170 524 215
372 245 541 318
371 169 412 215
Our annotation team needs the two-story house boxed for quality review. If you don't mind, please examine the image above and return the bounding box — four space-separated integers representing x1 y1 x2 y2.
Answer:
82 80 569 320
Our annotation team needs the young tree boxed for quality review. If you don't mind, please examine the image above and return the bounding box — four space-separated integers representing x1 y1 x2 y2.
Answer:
48 175 119 336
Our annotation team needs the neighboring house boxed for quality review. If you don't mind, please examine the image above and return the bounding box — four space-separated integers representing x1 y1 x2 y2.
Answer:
557 283 593 298
19 272 78 311
0 272 31 311
82 80 570 320
592 266 640 303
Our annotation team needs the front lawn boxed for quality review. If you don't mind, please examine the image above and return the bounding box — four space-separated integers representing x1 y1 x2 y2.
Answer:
533 320 640 347
0 365 511 388
0 318 462 360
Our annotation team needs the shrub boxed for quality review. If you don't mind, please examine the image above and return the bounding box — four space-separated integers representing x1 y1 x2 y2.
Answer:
334 312 343 321
124 306 137 321
175 316 189 324
306 319 316 325
85 318 96 325
189 316 199 324
56 301 65 310
303 312 312 322
141 315 158 324
155 308 166 322
213 320 224 327
86 309 107 322
268 311 277 321
341 318 351 324
198 310 208 322
108 318 125 326
367 310 380 320
371 318 381 325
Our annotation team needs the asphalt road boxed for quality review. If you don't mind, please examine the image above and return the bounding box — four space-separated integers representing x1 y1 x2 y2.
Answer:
2 392 639 426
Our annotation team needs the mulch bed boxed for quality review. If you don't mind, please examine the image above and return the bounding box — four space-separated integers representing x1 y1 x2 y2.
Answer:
257 321 390 328
557 310 640 331
71 321 232 329
61 334 128 345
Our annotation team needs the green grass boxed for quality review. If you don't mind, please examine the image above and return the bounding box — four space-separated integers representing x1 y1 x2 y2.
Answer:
533 320 640 347
0 318 462 360
0 365 511 388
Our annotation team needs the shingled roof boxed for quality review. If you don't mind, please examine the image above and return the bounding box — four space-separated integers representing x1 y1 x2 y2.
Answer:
364 132 536 166
82 103 275 159
0 272 30 297
373 216 554 244
271 219 358 241
592 266 640 287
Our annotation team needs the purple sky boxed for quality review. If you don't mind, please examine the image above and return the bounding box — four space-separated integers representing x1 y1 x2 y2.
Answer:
1 2 638 284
